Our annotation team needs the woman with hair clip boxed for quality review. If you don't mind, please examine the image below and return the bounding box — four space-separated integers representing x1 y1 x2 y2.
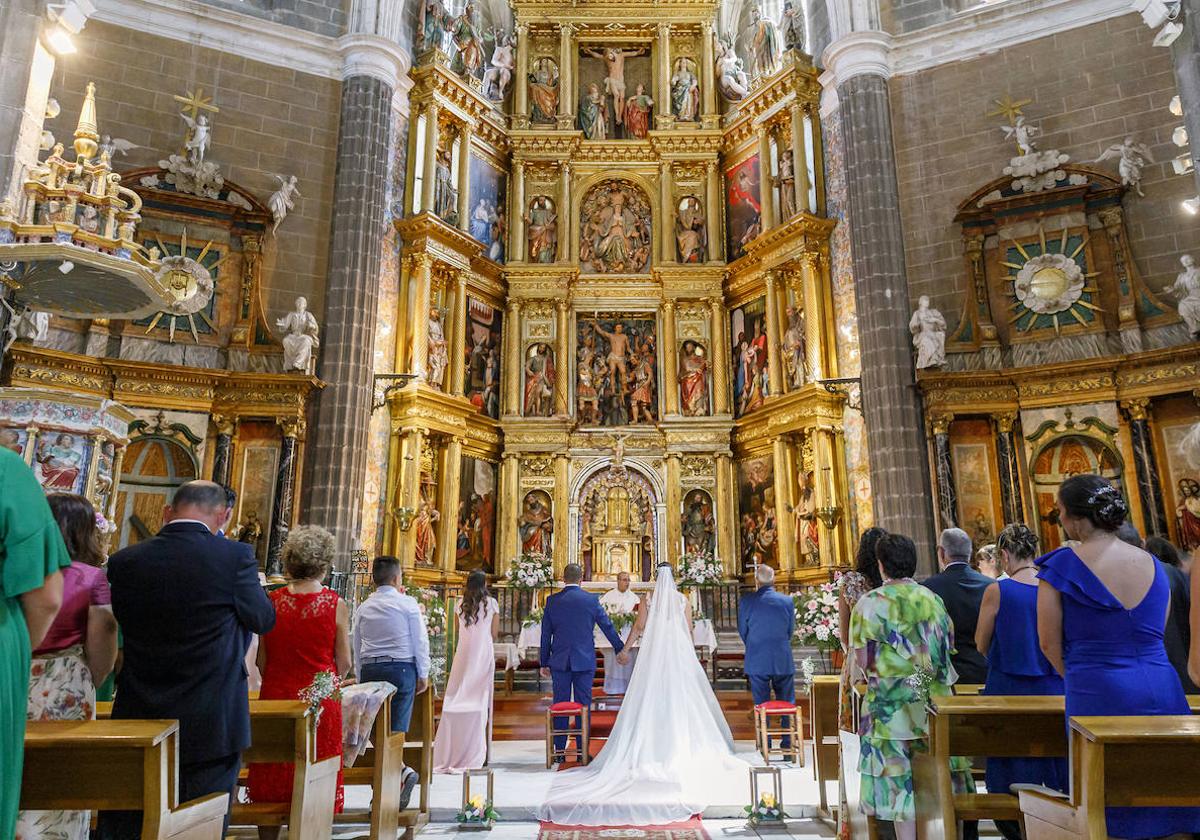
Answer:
433 569 499 773
975 524 1066 837
1037 475 1200 838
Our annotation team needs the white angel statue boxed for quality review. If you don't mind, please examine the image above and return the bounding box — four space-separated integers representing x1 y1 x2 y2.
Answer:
483 29 515 102
99 135 139 160
1001 116 1039 155
1094 136 1155 197
268 174 302 234
180 113 212 166
715 36 750 101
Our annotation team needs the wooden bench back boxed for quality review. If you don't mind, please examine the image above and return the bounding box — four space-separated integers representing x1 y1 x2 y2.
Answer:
929 695 1069 759
1072 716 1200 810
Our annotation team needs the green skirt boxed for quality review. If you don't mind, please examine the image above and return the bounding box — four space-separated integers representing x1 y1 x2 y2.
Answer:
859 735 973 822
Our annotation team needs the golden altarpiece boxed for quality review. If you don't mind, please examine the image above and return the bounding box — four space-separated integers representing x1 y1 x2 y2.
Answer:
385 0 850 587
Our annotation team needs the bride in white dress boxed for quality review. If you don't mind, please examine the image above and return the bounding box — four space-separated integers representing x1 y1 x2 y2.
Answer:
537 562 744 825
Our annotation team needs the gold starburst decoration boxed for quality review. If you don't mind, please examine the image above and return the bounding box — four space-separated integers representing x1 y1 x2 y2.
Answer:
1003 224 1102 334
142 228 228 342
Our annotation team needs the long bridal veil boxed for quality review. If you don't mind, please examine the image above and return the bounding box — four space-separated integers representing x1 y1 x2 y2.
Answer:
536 563 744 826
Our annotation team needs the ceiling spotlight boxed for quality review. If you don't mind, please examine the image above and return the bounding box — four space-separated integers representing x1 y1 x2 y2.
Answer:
58 260 75 274
45 0 95 34
1135 0 1181 28
1182 196 1200 215
40 131 55 152
1154 21 1184 47
1174 125 1189 147
44 25 76 56
1172 154 1195 176
44 98 61 120
1170 95 1183 117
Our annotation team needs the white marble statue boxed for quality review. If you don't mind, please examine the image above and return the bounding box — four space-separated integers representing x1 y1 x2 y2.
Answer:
1167 254 1200 337
180 113 212 166
277 296 320 373
483 29 516 102
716 36 750 101
1001 115 1039 156
99 135 138 159
2 305 49 352
1094 136 1155 197
909 295 947 369
268 174 302 234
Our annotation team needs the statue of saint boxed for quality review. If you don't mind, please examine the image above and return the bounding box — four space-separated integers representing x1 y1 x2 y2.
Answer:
277 296 320 373
1167 254 1200 337
909 295 946 369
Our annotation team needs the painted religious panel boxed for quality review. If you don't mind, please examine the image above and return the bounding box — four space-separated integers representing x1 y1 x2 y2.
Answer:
577 313 658 426
725 154 762 260
463 296 502 419
235 441 279 566
457 455 498 572
577 46 652 140
522 342 555 417
681 489 716 556
1162 420 1200 552
34 431 91 494
467 154 507 263
579 180 652 275
0 426 28 457
677 339 711 417
952 437 998 547
730 297 770 417
518 489 553 556
737 455 777 570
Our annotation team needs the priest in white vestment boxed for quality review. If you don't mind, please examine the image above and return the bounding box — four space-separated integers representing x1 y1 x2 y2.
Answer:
598 572 641 693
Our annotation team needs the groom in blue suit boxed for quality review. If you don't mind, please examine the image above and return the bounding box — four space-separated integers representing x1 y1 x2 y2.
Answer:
539 563 628 756
739 563 797 756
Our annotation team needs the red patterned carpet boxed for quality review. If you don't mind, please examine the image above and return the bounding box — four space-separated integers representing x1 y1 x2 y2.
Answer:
538 818 710 839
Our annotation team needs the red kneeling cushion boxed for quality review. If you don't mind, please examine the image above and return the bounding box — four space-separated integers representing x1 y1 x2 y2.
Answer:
550 701 585 713
756 700 797 712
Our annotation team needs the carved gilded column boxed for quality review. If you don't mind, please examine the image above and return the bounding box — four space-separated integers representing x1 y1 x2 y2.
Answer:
666 453 683 560
553 454 570 575
382 427 403 553
993 412 1024 525
511 159 526 262
1123 398 1169 536
504 299 523 415
700 21 717 123
449 271 468 395
409 254 434 382
514 22 530 126
799 250 825 381
266 417 304 578
790 102 810 214
662 299 680 415
656 23 672 130
499 452 520 566
456 124 472 232
715 452 738 576
757 127 776 232
555 298 571 416
705 160 723 263
210 414 238 487
394 257 412 374
659 161 674 263
773 436 797 571
420 101 439 214
558 163 571 262
763 271 785 396
395 428 425 568
708 296 730 414
559 23 576 127
930 413 958 530
437 436 463 572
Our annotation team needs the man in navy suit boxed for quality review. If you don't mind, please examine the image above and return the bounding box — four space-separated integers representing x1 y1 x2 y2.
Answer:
738 564 797 757
922 527 991 685
98 481 275 838
539 563 628 757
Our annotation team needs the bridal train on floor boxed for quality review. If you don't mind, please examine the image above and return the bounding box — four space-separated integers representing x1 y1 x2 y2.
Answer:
536 564 745 825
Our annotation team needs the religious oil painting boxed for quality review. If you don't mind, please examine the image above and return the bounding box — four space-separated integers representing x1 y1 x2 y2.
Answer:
577 46 652 140
522 342 556 417
576 313 658 427
578 179 652 275
457 455 498 572
1162 421 1200 552
725 154 762 260
0 425 28 457
467 153 507 263
681 488 716 556
464 296 503 419
737 455 777 570
519 489 553 556
34 431 90 494
729 297 770 418
237 442 279 566
952 439 997 547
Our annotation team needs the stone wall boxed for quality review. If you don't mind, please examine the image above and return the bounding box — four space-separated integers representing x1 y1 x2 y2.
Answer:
53 20 341 320
881 0 959 35
889 13 1200 320
196 0 347 38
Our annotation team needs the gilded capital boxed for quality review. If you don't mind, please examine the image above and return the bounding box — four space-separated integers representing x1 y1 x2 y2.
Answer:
929 413 954 436
211 413 238 437
555 297 569 312
1121 398 1151 421
993 412 1017 434
278 416 305 439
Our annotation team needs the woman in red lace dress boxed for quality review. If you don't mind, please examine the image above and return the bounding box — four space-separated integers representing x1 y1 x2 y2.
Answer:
247 525 352 822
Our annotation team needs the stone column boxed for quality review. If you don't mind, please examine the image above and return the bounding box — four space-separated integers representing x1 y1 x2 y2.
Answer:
700 21 717 123
267 417 303 577
665 453 683 559
559 23 576 127
557 163 571 262
929 413 958 530
210 414 237 487
511 158 526 262
656 23 672 130
438 436 463 572
1170 0 1200 197
715 452 738 576
708 296 730 414
660 160 674 263
504 299 523 415
772 436 797 571
555 298 571 416
1123 399 1170 536
827 30 936 562
662 300 680 415
307 48 399 561
763 271 785 396
994 412 1024 525
553 454 570 575
409 253 434 381
448 271 468 394
456 124 473 232
499 453 520 567
757 127 776 231
514 22 530 124
790 102 810 214
705 160 723 262
799 251 825 381
421 101 439 214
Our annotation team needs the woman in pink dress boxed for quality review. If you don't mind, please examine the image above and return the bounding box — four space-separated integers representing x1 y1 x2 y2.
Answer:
433 570 499 772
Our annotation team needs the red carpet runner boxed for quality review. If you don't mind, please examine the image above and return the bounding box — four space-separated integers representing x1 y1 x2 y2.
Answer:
538 818 709 839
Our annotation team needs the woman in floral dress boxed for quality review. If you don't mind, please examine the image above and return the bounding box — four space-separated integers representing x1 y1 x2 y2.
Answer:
834 527 885 840
849 533 971 840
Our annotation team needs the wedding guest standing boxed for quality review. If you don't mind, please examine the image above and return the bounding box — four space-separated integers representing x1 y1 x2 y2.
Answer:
922 528 991 685
99 480 275 839
738 564 796 759
0 448 68 840
1145 535 1196 693
17 493 119 840
974 524 1065 840
1038 474 1200 838
247 526 350 822
433 570 499 772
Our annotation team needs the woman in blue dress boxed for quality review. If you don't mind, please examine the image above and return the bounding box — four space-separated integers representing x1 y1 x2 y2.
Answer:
1036 474 1200 839
975 523 1066 840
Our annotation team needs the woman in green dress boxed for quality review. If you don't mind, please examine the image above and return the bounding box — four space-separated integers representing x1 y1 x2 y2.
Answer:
1 446 71 837
849 532 971 840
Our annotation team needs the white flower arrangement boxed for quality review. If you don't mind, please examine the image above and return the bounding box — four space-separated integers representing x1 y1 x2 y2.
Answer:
505 552 554 590
677 551 723 588
793 576 842 652
744 792 788 824
405 585 447 637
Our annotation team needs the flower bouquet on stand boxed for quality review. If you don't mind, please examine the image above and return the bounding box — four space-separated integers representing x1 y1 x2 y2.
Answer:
744 791 788 826
793 577 843 673
505 552 554 590
456 793 500 830
405 585 448 638
678 551 723 619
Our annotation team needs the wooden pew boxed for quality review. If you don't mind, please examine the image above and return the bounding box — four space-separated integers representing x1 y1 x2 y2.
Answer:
22 719 228 840
336 684 434 840
810 675 840 818
1019 716 1200 840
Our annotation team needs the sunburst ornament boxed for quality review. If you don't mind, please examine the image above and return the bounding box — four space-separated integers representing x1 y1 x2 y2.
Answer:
142 228 226 342
1004 224 1101 333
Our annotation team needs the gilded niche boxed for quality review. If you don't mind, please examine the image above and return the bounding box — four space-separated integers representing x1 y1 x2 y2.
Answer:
579 179 652 275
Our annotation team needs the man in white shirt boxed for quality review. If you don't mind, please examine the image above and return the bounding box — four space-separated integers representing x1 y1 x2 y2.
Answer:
598 571 639 613
598 572 640 694
352 555 431 808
